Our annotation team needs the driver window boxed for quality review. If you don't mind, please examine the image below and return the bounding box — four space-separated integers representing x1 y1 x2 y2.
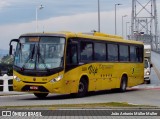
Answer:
67 44 78 65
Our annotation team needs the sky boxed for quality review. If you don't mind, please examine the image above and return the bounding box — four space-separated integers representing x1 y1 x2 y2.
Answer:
0 0 160 50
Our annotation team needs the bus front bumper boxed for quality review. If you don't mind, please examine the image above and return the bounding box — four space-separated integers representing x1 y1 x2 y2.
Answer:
13 80 67 94
13 79 78 94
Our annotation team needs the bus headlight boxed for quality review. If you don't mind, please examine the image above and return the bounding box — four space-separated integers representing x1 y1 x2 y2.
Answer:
13 75 21 82
50 75 63 83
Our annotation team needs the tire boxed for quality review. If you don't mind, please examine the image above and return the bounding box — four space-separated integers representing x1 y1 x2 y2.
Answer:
119 76 127 92
147 80 151 84
77 79 88 97
34 93 48 99
144 79 150 84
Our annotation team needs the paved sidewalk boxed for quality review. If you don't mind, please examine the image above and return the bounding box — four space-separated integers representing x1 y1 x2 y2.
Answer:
0 91 27 96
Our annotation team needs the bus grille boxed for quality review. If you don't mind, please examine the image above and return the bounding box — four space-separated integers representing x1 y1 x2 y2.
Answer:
22 81 47 84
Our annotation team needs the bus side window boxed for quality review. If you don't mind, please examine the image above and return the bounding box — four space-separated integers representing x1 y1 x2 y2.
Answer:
107 44 118 61
119 45 129 62
94 43 106 61
80 41 93 61
130 46 136 62
136 47 143 62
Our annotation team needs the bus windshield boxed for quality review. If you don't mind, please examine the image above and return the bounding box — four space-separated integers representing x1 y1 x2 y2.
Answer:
14 36 65 70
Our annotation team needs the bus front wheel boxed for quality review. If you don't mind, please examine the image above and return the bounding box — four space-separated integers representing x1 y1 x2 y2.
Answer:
77 79 88 97
34 93 48 99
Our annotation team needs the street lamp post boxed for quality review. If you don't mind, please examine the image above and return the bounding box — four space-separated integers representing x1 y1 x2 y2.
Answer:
115 3 122 35
98 0 100 32
36 5 44 32
122 15 127 37
126 22 130 39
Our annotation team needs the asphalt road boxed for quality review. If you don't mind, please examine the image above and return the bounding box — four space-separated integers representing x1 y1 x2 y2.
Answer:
0 52 160 107
152 52 160 71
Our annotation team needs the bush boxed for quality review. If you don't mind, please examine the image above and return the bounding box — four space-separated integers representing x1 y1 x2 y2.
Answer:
7 67 13 76
0 69 2 76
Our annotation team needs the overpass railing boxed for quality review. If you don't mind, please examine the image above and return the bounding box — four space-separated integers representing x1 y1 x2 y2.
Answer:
0 74 13 92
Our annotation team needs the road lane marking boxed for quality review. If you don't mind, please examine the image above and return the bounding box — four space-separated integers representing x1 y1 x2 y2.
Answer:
131 85 160 90
153 64 160 80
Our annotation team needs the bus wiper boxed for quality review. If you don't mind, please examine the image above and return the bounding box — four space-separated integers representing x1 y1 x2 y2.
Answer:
21 45 35 70
37 46 50 72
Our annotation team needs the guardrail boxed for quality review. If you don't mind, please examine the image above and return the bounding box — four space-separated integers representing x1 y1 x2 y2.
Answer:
0 74 13 92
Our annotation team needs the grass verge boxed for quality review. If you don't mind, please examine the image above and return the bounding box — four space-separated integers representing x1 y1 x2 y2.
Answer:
0 102 157 110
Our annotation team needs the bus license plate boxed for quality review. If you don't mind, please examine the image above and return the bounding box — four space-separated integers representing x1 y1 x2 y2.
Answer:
30 86 38 90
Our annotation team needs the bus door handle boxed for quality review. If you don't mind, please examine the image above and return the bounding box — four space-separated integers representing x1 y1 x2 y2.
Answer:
132 68 134 74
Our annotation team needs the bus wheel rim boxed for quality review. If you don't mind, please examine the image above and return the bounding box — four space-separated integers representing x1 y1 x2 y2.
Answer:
122 81 126 90
79 82 84 92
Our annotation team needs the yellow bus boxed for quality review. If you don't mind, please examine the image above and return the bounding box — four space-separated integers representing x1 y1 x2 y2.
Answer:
9 32 144 98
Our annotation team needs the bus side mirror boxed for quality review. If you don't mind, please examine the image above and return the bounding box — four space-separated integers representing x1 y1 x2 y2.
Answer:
9 39 19 55
150 63 153 68
9 45 13 55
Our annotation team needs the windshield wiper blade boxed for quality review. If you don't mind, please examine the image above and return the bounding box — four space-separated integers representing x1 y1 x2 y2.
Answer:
37 45 50 72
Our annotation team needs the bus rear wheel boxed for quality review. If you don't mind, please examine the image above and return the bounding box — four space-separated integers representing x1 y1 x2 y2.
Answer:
119 76 127 92
34 93 48 99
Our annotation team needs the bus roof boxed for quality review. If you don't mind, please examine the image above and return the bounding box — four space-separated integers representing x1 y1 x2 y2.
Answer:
20 31 143 45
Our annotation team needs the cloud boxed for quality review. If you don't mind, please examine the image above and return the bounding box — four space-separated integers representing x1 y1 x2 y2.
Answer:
0 2 160 50
30 6 133 35
0 8 128 50
0 0 11 9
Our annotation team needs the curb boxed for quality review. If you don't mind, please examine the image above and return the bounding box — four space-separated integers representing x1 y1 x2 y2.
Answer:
0 91 28 96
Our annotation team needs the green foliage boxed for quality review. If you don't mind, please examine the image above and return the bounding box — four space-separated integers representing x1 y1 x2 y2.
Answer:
0 69 2 76
0 64 13 76
0 54 13 75
7 67 13 76
1 54 13 64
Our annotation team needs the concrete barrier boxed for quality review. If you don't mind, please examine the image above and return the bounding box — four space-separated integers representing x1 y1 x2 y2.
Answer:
0 74 13 92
